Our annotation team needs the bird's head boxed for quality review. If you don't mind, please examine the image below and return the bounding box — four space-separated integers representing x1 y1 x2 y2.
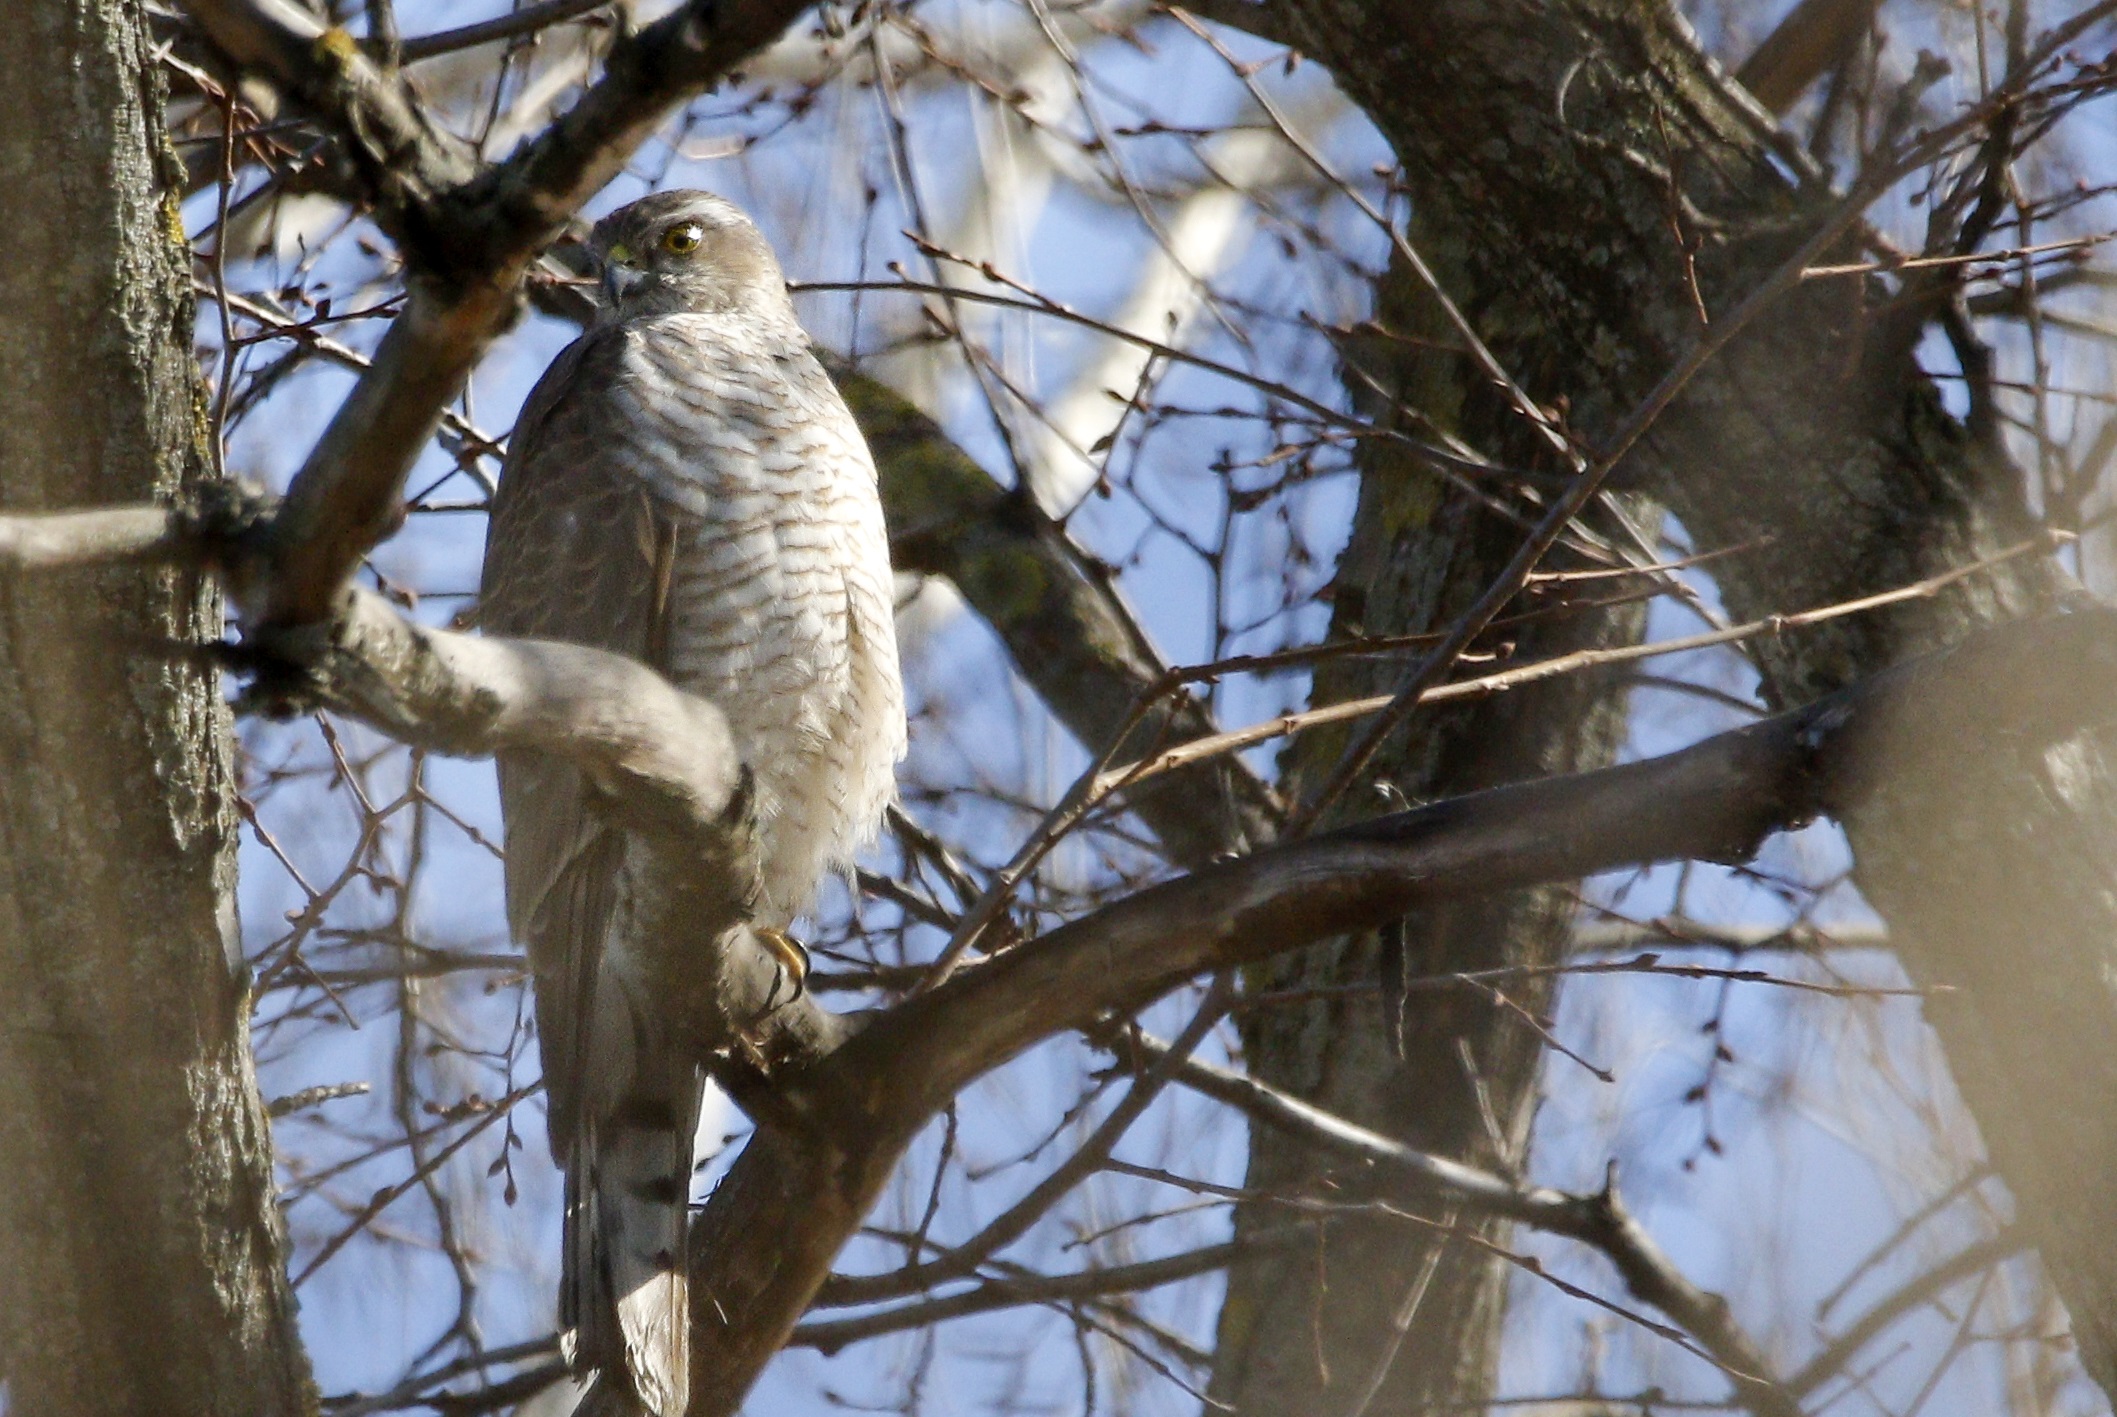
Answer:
588 190 788 321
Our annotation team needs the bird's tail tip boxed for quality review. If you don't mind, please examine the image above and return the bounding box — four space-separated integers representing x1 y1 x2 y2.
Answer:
569 1368 661 1417
564 1105 694 1417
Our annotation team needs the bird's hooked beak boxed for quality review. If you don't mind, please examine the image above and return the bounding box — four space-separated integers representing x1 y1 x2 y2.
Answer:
600 243 646 305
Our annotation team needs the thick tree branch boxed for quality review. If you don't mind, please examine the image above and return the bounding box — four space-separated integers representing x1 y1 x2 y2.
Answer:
293 589 856 1102
182 0 480 233
0 505 193 569
850 611 2117 1110
307 589 738 827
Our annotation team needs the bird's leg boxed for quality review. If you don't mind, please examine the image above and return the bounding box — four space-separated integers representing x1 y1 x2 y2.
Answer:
755 925 810 1005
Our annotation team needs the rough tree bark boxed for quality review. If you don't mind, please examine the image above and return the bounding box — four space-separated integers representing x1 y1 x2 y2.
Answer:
0 0 312 1412
1234 0 2117 1399
1214 242 1647 1412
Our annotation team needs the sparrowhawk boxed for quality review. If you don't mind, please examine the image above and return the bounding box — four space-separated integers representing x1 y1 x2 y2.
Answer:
480 190 906 1415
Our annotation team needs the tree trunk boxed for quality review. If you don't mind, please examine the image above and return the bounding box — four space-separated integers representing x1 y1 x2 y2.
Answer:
1212 237 1647 1412
0 3 312 1412
1262 0 2117 1397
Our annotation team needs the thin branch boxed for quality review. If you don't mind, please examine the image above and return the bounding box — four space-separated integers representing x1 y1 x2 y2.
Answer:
1788 1232 2026 1397
397 0 614 61
1113 1032 1796 1417
819 978 1234 1304
1092 533 2063 797
1816 1168 1997 1321
325 1337 562 1416
790 1236 1287 1354
840 365 1278 868
292 1084 537 1287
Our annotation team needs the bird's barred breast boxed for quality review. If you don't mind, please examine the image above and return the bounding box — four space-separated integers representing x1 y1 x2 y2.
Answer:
615 314 904 925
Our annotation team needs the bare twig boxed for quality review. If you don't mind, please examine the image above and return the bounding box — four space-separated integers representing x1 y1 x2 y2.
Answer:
397 0 614 61
1095 533 2063 797
266 1081 373 1118
791 1236 1288 1354
1788 1232 2026 1397
1113 1031 1798 1417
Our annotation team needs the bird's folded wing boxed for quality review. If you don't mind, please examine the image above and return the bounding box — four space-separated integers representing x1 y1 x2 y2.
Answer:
478 324 687 1151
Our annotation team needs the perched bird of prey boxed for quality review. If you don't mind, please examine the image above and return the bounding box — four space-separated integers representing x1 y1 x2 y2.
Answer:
480 189 906 1415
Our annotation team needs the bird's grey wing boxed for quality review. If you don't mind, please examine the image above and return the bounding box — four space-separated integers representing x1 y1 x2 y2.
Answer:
480 326 698 1416
480 325 678 1152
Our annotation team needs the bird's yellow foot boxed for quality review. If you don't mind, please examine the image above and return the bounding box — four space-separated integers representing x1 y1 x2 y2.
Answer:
757 926 810 1003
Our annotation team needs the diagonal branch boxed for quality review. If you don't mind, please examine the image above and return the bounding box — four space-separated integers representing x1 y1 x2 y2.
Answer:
1736 0 1884 116
396 0 616 63
789 1235 1290 1354
305 587 855 1105
182 0 480 235
1787 1231 2026 1398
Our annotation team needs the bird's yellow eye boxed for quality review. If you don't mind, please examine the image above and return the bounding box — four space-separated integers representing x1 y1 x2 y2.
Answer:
661 223 704 255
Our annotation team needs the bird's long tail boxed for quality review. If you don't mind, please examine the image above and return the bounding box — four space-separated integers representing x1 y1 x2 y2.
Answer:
564 1053 701 1417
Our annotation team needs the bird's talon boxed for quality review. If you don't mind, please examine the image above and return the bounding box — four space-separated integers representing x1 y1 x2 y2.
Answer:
758 926 810 1004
